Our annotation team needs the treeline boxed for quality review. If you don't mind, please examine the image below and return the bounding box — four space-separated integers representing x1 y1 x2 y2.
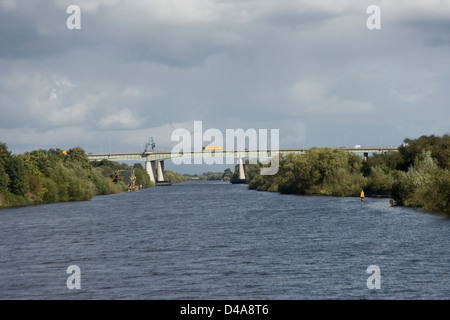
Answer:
0 144 153 208
243 134 449 216
247 148 365 196
183 170 234 181
164 170 190 183
152 170 231 183
90 159 154 191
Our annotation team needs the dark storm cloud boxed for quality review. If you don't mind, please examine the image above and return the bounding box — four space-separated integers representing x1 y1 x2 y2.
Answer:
409 19 450 47
0 0 449 155
0 1 74 58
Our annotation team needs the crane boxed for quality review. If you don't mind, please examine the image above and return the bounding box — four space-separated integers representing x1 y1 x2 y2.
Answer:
145 137 156 152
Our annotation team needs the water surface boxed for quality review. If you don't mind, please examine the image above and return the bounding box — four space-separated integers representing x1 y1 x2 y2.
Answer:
0 181 448 299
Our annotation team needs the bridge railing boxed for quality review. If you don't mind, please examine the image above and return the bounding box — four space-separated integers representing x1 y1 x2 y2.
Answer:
86 146 398 162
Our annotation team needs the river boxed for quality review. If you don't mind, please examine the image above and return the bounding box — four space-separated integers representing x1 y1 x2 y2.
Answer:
0 180 448 299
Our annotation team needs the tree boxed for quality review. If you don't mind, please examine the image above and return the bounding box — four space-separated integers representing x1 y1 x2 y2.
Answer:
399 134 450 170
64 147 93 179
394 150 443 209
163 170 188 183
24 149 57 177
133 164 153 188
0 162 8 192
5 156 29 196
221 168 233 181
42 177 58 203
0 142 11 168
365 165 395 195
247 148 366 197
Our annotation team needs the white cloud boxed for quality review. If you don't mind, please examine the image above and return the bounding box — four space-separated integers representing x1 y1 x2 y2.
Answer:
289 80 327 103
0 0 16 10
379 0 450 20
98 109 145 130
286 80 373 115
115 0 218 24
54 0 121 13
0 126 91 150
121 85 165 100
48 94 97 126
1 0 450 154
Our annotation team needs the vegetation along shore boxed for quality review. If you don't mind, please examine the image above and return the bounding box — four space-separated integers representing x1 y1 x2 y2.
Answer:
1 134 449 216
240 134 449 216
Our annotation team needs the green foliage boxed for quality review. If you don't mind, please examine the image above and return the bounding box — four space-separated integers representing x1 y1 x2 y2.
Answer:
364 165 397 195
91 167 120 195
68 175 96 201
183 171 233 181
247 134 449 215
5 156 29 197
426 170 450 215
42 177 58 203
392 150 450 215
23 149 57 177
0 162 8 192
91 159 154 189
0 144 151 207
229 160 261 183
399 134 450 170
361 152 404 176
248 148 366 197
221 168 233 181
133 164 153 188
64 147 94 179
0 142 11 168
163 170 188 183
1 134 448 216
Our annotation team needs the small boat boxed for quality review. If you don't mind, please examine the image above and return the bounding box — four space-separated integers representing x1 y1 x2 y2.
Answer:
156 181 172 186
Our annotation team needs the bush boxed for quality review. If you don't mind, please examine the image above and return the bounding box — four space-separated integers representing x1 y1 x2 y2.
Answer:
424 170 450 215
365 165 396 195
0 143 156 208
42 177 59 203
68 175 95 201
395 150 450 214
134 165 153 188
248 148 366 197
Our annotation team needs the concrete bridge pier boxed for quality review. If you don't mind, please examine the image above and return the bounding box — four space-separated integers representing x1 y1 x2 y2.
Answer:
231 157 247 184
145 161 156 184
364 152 369 161
146 160 170 186
238 158 246 180
157 160 165 182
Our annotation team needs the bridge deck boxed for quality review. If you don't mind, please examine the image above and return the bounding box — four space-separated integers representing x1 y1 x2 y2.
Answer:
87 147 398 162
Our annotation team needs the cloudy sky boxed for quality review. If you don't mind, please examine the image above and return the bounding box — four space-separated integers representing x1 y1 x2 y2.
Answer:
1 0 449 171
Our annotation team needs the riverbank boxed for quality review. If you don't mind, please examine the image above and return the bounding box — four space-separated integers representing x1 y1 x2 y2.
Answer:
244 135 450 216
0 144 154 209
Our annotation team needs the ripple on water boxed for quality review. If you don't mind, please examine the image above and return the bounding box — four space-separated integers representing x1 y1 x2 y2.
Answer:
0 181 448 299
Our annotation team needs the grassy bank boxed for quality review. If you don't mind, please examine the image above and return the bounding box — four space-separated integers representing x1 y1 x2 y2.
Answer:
0 144 153 208
241 134 450 216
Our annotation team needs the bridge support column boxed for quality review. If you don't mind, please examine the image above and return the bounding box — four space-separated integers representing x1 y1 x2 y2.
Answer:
157 160 164 182
145 161 156 184
230 157 247 184
238 158 246 180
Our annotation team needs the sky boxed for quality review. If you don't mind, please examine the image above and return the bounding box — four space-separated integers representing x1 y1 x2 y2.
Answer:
1 0 449 173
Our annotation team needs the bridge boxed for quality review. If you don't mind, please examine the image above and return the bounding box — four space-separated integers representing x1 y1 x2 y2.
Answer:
87 146 398 185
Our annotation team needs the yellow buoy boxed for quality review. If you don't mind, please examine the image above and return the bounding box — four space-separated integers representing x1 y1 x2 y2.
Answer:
360 190 365 202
